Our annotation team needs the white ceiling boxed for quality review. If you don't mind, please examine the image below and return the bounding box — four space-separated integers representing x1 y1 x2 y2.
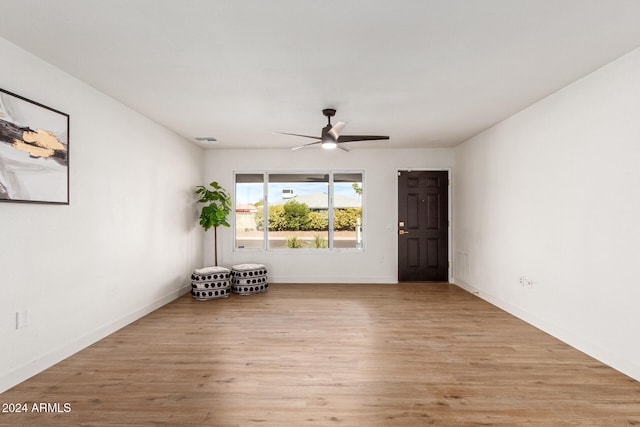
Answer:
2 0 640 150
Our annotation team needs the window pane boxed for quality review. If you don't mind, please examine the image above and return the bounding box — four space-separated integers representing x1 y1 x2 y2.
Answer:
267 173 329 249
333 173 363 249
235 174 264 249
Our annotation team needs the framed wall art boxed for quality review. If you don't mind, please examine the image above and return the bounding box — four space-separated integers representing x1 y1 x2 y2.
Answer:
0 88 69 204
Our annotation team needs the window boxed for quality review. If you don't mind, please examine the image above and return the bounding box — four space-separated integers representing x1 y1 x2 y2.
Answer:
235 174 264 249
333 173 363 249
235 171 363 250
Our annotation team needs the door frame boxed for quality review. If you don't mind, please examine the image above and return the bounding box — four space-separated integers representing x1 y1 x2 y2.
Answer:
395 168 453 283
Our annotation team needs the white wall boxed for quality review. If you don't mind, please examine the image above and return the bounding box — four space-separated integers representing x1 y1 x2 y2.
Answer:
453 47 640 380
0 38 204 392
204 148 453 283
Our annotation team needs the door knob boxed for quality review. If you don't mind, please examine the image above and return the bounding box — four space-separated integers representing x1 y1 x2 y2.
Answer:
399 230 409 235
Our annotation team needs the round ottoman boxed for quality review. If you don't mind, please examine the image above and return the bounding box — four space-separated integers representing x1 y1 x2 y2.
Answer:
230 263 268 295
191 266 231 300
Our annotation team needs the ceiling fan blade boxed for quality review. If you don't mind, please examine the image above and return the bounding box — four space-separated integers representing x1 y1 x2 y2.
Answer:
337 135 390 142
328 121 347 140
291 141 322 151
337 143 351 152
275 132 321 140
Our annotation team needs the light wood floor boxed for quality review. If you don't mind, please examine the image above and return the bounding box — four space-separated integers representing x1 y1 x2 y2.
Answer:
1 283 638 426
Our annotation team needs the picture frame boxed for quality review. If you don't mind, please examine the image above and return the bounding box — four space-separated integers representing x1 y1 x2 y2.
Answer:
0 88 69 204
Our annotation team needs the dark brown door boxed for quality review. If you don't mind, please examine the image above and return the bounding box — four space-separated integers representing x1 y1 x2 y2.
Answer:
398 170 449 282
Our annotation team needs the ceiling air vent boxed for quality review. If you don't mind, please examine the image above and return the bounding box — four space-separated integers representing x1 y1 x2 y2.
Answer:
195 137 218 144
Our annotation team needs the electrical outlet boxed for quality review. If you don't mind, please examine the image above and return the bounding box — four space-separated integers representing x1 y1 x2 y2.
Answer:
519 276 534 287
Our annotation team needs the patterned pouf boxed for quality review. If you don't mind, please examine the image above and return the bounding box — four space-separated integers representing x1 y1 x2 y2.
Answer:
231 263 268 295
191 266 231 300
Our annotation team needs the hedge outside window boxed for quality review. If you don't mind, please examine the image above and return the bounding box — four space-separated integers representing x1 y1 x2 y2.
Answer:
235 172 363 250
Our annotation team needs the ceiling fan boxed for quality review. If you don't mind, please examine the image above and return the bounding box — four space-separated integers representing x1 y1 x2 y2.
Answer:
276 108 389 151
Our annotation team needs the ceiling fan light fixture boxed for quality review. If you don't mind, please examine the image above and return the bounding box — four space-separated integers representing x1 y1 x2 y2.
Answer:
279 108 389 151
322 141 337 150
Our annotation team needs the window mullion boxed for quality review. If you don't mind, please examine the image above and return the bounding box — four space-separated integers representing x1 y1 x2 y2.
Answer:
263 172 269 251
328 172 334 250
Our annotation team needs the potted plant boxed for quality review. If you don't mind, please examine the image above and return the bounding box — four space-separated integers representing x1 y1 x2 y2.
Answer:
195 181 232 266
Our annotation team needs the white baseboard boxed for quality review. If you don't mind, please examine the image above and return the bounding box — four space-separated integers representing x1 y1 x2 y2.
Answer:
453 279 640 382
270 275 397 284
0 285 191 393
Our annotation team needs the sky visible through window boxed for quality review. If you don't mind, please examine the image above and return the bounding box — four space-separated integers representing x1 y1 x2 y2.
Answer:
236 182 361 205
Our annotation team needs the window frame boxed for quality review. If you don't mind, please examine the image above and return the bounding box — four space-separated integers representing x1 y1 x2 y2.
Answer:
233 170 365 252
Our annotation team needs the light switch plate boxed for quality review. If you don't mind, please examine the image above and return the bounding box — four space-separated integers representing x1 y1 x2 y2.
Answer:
16 310 29 329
